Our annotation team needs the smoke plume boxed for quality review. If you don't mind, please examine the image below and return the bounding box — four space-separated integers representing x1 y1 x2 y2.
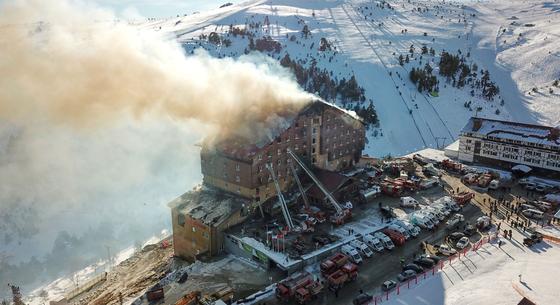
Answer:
0 0 311 295
0 0 312 137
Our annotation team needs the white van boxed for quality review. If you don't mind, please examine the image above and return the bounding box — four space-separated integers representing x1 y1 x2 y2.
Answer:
388 224 411 240
419 210 440 224
374 232 395 250
349 240 373 258
341 244 363 264
363 234 384 252
433 204 451 217
410 214 434 229
392 220 420 237
400 196 419 208
522 209 544 219
445 200 461 212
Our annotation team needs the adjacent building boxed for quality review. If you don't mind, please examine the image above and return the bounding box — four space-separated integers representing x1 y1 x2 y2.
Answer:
200 100 366 207
169 186 249 261
458 117 560 175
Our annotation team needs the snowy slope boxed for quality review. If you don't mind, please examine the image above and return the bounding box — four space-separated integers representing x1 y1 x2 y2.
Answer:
135 0 560 157
378 237 560 305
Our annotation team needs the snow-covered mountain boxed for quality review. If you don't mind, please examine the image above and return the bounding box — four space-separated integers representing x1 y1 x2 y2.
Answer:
3 0 560 301
136 0 559 156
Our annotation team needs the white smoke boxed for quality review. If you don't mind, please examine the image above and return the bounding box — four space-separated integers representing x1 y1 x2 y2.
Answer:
0 0 311 294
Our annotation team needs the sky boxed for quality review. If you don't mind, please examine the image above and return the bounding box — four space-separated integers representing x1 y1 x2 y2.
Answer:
93 0 245 18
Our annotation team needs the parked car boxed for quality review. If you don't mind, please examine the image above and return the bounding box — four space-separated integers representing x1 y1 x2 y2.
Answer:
438 244 457 256
463 224 476 236
448 232 466 242
177 271 189 283
533 201 552 212
388 224 411 240
419 254 442 264
400 196 419 208
374 232 395 250
456 237 470 250
397 270 417 282
363 234 384 252
412 258 435 269
382 280 397 291
535 183 551 193
349 240 374 258
525 182 536 190
341 245 363 264
522 209 544 219
403 263 423 273
446 214 464 227
353 293 373 305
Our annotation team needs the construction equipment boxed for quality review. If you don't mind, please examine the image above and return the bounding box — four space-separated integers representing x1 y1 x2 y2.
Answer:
289 160 310 210
276 272 323 304
289 161 326 223
287 149 351 225
266 163 295 231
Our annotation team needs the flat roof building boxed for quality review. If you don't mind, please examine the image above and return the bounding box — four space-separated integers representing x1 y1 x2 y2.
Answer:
458 117 560 175
169 186 250 261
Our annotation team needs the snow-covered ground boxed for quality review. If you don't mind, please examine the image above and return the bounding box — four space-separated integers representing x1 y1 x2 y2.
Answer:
137 0 560 156
4 0 560 301
376 236 560 305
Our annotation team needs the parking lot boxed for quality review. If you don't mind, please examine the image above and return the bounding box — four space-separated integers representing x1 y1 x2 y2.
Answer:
251 169 489 305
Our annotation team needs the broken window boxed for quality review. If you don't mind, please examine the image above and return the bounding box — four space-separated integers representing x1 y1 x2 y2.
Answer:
178 214 185 227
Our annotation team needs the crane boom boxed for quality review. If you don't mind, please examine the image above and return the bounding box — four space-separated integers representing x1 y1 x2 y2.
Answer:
286 149 343 213
288 161 310 210
266 163 295 230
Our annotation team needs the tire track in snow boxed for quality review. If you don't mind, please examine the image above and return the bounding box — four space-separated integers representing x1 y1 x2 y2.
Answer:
348 1 455 142
336 2 429 148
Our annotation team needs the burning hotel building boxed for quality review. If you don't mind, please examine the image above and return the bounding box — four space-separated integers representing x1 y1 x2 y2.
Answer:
170 100 366 261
